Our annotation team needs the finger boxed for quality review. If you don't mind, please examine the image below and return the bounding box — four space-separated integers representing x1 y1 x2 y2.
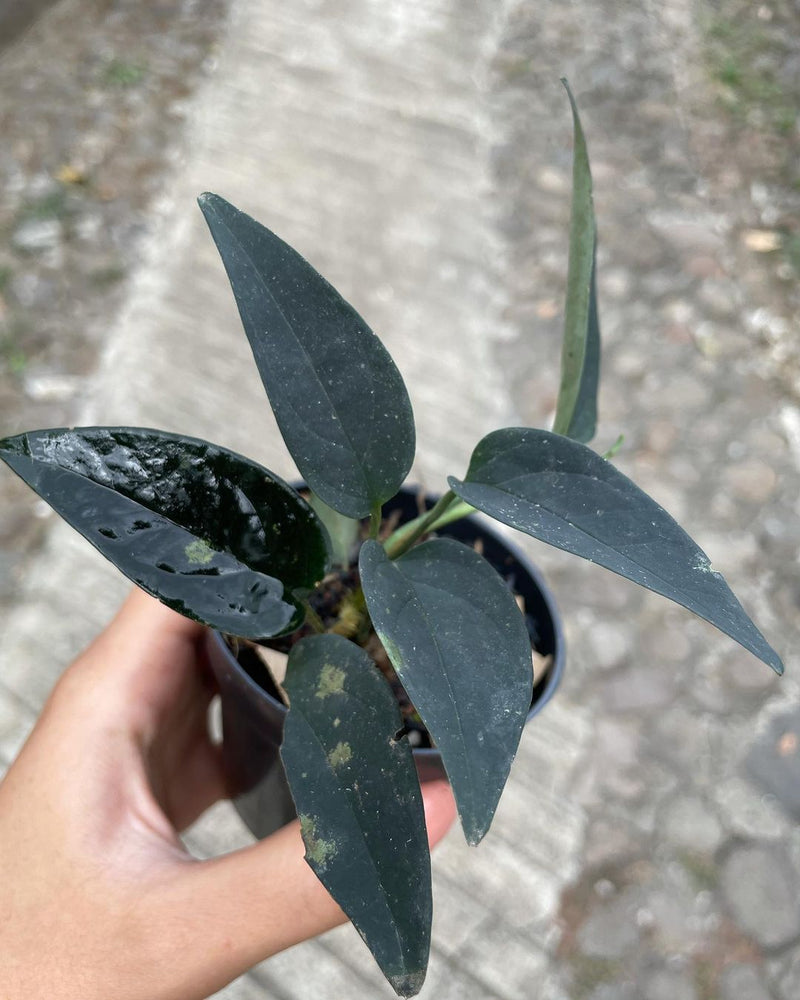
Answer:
420 779 457 847
153 779 456 995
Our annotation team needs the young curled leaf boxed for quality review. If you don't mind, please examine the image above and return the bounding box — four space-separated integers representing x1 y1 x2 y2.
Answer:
553 79 600 445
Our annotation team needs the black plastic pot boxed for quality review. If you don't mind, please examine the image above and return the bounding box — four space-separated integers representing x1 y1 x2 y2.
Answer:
205 488 566 840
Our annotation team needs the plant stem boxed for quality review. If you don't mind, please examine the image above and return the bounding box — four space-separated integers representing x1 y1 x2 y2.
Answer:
369 504 382 540
384 490 472 559
427 499 476 530
302 599 326 634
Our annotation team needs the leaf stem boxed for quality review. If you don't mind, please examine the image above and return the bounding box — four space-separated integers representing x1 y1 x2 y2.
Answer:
428 498 475 530
368 504 382 541
384 490 470 559
303 599 326 634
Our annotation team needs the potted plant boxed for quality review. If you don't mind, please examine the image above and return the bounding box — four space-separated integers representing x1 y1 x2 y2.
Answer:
0 82 782 996
206 480 566 846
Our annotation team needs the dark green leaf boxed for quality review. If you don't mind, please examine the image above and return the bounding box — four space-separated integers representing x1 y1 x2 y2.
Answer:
553 79 600 444
360 538 533 845
281 634 431 998
0 427 328 639
198 193 416 518
449 428 783 675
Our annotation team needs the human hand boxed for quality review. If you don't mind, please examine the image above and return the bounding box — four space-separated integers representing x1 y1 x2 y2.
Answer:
0 588 456 1000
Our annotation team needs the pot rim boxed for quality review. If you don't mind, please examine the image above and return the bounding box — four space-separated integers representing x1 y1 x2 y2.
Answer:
209 489 566 755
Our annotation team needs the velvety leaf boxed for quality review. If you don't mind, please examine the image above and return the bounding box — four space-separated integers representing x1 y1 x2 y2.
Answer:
553 79 600 445
0 427 328 639
449 427 783 675
360 537 533 845
281 633 431 998
198 193 415 518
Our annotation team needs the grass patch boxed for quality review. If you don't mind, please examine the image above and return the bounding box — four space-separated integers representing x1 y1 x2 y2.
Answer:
89 264 126 287
0 331 28 376
694 958 720 1000
700 2 797 138
103 59 147 88
782 231 800 276
19 188 69 223
678 848 718 891
570 956 623 999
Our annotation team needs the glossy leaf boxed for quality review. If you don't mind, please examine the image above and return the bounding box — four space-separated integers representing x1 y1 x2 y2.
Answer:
198 193 416 518
553 79 600 444
360 537 533 845
0 427 328 639
281 634 431 998
449 427 783 675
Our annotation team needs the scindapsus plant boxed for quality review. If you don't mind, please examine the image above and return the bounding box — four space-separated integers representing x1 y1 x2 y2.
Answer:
0 82 782 996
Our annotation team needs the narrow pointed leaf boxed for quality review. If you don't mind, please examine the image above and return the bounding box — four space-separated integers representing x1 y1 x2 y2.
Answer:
198 193 415 518
281 634 431 998
360 538 533 845
0 428 328 639
449 427 783 675
553 79 600 444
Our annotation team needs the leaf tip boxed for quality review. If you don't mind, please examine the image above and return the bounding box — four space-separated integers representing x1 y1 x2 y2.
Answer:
749 632 784 677
389 968 427 998
197 191 227 221
464 824 488 848
457 801 492 846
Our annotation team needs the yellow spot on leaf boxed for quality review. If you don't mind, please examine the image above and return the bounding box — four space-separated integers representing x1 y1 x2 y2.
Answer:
328 741 352 768
185 538 215 565
299 814 336 868
316 663 345 699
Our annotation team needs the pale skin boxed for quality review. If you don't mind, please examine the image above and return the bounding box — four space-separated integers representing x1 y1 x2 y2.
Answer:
0 589 456 1000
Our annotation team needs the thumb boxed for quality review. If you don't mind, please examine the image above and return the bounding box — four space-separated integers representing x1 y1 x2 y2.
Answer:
156 780 455 997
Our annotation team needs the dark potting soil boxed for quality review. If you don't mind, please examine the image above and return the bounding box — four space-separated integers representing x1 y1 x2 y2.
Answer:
236 564 433 748
232 549 550 753
230 489 549 753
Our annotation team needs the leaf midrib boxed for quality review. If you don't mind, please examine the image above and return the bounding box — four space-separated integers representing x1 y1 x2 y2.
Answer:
381 560 476 826
464 477 755 636
15 448 288 593
288 704 417 976
209 208 372 502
